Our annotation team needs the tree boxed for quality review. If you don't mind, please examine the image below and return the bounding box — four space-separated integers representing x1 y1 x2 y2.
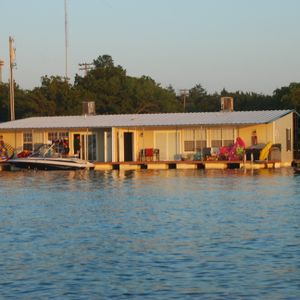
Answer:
75 55 179 114
187 84 219 112
0 83 10 122
1 53 300 120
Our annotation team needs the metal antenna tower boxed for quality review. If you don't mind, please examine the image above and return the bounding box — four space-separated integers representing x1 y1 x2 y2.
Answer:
64 0 69 80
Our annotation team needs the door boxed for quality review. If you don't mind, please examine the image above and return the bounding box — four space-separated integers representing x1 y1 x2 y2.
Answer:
73 134 81 157
124 132 133 161
155 131 180 160
87 134 97 161
73 133 97 161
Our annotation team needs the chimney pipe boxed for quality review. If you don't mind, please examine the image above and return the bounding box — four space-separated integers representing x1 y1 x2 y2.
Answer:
220 97 234 112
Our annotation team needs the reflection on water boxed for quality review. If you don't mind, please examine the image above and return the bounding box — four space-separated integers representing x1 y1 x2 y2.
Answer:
0 168 299 299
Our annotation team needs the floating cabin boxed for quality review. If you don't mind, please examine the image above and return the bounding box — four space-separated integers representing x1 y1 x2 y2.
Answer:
0 99 299 170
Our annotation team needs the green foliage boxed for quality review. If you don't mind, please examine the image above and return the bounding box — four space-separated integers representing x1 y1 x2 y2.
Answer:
186 84 219 112
74 55 179 114
0 83 10 121
273 82 300 112
0 54 299 122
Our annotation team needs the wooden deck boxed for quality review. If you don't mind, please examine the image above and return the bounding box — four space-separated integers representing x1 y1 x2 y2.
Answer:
94 160 282 171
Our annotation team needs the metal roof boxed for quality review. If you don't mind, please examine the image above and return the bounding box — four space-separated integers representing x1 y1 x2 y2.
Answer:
0 110 294 130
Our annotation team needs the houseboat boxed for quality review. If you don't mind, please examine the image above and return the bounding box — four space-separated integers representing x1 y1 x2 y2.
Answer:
0 99 298 171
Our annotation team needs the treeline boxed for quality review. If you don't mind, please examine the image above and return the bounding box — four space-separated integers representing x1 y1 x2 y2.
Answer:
0 54 299 122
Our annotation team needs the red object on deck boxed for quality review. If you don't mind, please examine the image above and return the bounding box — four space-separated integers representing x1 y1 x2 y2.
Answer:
145 148 154 157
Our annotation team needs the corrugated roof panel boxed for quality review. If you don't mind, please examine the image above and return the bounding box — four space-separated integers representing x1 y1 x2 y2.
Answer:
0 110 293 130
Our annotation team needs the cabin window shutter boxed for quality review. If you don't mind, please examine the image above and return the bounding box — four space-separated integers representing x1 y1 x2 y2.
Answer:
286 128 291 151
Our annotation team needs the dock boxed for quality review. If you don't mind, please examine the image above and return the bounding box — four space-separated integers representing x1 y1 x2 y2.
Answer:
94 160 283 171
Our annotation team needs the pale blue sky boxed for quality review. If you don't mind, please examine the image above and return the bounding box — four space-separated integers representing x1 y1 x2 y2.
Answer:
0 0 300 94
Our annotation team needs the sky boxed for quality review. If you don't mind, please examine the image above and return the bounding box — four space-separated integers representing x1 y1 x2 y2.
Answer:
0 0 300 95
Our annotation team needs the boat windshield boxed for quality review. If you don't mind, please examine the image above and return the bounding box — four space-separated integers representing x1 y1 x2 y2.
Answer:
30 144 60 158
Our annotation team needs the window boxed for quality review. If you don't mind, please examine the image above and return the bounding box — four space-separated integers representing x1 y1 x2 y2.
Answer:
223 140 234 147
183 129 195 152
195 140 207 151
195 128 206 151
48 132 57 142
47 132 69 154
33 131 44 151
184 141 195 151
183 128 207 152
211 128 222 148
48 132 69 142
211 140 222 147
23 132 33 151
286 128 291 151
222 128 234 147
58 132 69 140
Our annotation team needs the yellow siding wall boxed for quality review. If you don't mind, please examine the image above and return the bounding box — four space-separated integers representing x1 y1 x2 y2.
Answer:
1 129 103 159
239 124 273 148
137 130 154 149
274 113 293 163
238 112 294 163
114 128 155 162
2 132 23 149
111 128 117 162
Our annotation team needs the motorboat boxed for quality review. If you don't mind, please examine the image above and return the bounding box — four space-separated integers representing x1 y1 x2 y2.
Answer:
8 144 95 170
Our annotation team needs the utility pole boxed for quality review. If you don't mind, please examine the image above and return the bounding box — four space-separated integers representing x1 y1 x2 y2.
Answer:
180 89 189 112
78 63 93 76
9 36 16 121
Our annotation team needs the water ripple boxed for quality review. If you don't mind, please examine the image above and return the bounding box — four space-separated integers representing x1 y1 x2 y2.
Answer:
0 168 299 299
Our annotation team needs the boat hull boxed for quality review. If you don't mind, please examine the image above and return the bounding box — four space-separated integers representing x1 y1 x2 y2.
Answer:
8 157 94 171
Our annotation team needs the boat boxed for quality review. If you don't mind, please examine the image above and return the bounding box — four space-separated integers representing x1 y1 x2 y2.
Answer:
8 144 95 170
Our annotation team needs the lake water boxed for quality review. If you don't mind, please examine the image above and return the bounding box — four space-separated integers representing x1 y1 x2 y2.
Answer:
0 168 299 299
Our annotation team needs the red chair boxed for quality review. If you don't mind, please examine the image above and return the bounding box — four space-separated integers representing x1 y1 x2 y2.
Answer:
145 148 154 161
